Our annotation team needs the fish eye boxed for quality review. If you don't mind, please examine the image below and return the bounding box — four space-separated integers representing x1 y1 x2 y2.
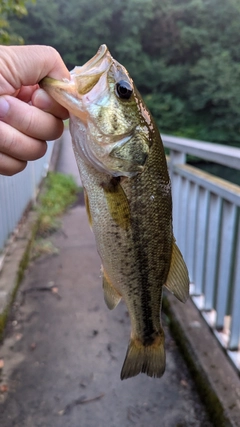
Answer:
116 80 133 100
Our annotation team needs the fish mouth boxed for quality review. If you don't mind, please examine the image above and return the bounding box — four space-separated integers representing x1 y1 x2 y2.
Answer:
40 45 112 117
72 44 110 76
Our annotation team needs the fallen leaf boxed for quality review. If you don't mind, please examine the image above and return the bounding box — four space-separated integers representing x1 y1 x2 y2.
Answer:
30 343 36 351
0 360 4 369
15 333 23 341
180 379 188 388
0 384 8 393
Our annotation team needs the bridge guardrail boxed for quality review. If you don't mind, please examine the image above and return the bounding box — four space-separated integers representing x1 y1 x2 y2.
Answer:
163 134 240 372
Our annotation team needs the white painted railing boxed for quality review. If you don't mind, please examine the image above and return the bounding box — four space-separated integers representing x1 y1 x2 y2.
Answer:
163 134 240 372
0 141 54 255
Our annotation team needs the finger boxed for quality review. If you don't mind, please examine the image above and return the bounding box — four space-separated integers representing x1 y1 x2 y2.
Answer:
0 121 47 161
32 88 69 120
17 85 39 103
0 152 27 176
0 95 64 141
0 45 70 95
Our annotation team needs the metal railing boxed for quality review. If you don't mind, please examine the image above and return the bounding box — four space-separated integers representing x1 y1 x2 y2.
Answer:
0 141 54 255
163 134 240 372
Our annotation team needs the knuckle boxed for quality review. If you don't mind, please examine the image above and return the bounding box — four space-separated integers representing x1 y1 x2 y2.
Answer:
0 121 18 154
23 109 35 135
30 140 47 161
0 151 27 176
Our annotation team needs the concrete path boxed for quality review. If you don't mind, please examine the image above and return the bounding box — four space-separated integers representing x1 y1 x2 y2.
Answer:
0 136 213 427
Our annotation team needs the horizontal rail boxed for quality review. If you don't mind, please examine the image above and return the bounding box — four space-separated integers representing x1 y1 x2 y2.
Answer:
174 164 240 207
162 134 240 170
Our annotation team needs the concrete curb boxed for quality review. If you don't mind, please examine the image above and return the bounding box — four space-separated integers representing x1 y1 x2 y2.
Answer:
163 294 240 427
0 211 38 337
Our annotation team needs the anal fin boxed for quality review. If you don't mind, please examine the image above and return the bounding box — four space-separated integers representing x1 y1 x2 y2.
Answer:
164 240 189 303
102 267 122 310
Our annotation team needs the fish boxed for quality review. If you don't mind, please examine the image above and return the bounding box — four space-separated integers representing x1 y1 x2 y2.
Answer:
40 45 189 380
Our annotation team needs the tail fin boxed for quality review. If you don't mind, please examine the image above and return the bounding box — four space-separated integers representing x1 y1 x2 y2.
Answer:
120 333 165 380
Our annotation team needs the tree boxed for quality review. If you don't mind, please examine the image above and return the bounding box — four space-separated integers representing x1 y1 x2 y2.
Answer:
9 0 240 146
0 0 34 44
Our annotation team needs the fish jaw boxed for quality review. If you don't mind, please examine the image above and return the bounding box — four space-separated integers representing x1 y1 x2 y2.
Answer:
40 44 112 123
40 76 88 123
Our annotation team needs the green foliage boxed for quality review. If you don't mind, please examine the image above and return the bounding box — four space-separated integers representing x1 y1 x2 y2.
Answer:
0 0 34 44
37 172 79 235
9 0 240 146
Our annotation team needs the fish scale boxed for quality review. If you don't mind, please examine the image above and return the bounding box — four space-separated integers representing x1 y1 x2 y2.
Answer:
41 44 189 380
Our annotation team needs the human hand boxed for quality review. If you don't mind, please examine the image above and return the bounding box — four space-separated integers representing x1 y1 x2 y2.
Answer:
0 45 70 176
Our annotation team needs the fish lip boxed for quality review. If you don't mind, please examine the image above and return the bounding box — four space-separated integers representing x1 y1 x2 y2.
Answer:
71 44 112 78
81 44 109 72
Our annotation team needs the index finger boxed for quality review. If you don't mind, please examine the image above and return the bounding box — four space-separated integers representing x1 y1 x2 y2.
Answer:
0 45 70 95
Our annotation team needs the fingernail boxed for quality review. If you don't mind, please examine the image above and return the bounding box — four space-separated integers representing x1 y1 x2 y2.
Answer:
33 89 53 110
0 97 10 119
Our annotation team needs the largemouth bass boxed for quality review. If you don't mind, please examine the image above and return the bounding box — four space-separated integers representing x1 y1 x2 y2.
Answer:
41 45 189 380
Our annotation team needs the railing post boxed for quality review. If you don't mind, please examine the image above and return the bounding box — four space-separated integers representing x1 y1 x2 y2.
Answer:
168 149 187 257
168 149 186 178
170 149 186 165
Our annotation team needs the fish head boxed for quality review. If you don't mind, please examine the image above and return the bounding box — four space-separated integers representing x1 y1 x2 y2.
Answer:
41 45 154 178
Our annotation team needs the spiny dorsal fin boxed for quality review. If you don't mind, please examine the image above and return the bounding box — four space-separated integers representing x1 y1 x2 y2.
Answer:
102 267 122 310
164 241 189 303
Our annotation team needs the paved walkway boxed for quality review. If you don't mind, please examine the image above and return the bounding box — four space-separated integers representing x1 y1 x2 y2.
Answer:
0 137 213 427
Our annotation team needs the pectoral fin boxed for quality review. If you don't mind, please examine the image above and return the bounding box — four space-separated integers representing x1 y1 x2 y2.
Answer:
165 241 189 303
102 267 122 310
83 188 92 230
102 178 130 230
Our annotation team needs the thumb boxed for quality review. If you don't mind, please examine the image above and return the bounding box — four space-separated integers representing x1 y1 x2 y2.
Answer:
0 45 70 95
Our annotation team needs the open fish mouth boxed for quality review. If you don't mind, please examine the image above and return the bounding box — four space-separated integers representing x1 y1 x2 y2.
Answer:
40 44 112 108
70 45 112 96
72 44 111 77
